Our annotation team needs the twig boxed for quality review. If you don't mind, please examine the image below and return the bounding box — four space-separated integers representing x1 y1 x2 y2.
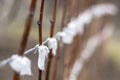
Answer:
67 0 76 23
37 0 45 80
63 0 79 79
13 0 37 80
50 0 59 38
63 0 91 79
60 0 67 30
68 0 91 69
52 0 67 80
79 0 90 13
53 0 67 79
45 0 59 80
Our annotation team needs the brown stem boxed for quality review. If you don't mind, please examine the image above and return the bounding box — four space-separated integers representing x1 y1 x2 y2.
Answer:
45 50 53 80
50 0 59 38
67 0 76 23
45 0 59 80
18 0 37 56
67 1 102 79
38 0 45 45
52 0 67 80
61 0 67 30
71 0 91 63
63 0 91 79
52 45 62 80
13 72 20 80
13 0 37 80
63 0 76 78
68 0 91 69
79 0 90 13
37 0 45 80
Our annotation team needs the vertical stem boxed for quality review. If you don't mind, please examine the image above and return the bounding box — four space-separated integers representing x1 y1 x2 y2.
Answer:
45 0 59 80
75 0 81 16
63 0 91 79
13 0 37 80
37 0 45 80
68 0 91 67
52 0 67 80
18 0 37 56
13 72 19 80
52 45 62 80
78 0 88 13
50 0 59 38
61 0 67 30
67 0 76 23
45 50 52 80
38 0 45 45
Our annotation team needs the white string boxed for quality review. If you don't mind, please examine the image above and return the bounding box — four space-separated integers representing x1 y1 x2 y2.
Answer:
44 38 58 56
0 55 32 76
24 44 39 55
9 55 32 75
68 24 114 80
56 3 117 44
91 3 118 18
55 32 73 44
1 55 31 76
38 45 49 70
0 57 12 67
0 3 117 76
0 44 39 67
68 59 84 80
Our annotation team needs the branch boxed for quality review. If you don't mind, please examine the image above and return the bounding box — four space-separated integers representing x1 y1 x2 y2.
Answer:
61 0 67 30
37 0 45 80
13 0 37 80
46 0 59 80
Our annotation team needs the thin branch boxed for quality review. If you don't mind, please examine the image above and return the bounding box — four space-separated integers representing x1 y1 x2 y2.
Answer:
68 0 91 71
45 0 59 80
61 0 67 30
52 44 63 80
13 0 37 80
67 0 76 23
63 0 91 79
38 0 45 45
79 0 91 13
50 0 59 38
52 0 68 80
37 0 45 80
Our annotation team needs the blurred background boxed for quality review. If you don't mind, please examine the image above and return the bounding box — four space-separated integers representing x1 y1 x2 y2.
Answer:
0 0 120 80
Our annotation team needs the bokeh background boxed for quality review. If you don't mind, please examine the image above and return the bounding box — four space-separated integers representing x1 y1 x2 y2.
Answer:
0 0 120 80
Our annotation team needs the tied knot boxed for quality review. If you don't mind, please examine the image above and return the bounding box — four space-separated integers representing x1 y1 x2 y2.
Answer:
38 45 49 70
9 55 32 76
45 38 58 56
